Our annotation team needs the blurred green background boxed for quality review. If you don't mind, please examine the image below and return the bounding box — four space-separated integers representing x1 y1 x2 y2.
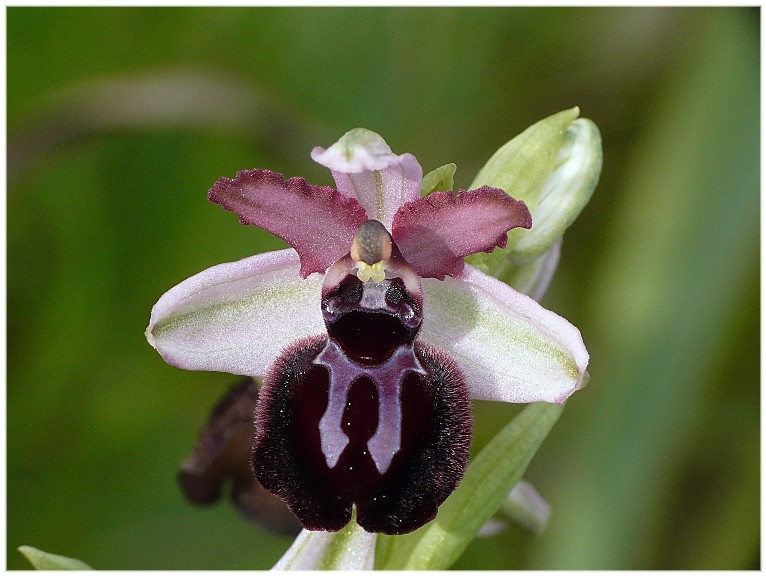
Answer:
7 7 759 570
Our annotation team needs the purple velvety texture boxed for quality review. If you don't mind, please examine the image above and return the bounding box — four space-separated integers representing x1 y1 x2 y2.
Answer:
252 336 471 534
177 378 301 535
252 268 471 534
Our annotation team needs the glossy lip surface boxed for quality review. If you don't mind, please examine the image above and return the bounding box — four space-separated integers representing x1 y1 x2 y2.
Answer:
323 274 421 365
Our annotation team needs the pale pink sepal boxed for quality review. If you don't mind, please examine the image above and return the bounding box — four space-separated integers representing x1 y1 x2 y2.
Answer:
311 129 422 230
271 527 376 570
146 249 324 377
392 187 532 280
208 169 367 278
509 239 562 302
419 265 588 404
525 239 561 302
476 519 508 538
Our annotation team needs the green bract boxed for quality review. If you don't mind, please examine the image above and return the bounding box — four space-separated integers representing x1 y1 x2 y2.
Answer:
466 107 602 285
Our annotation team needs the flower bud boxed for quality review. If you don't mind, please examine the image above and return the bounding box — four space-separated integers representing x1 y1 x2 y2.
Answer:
466 107 602 278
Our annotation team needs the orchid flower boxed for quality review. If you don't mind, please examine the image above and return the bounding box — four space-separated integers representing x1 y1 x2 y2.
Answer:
146 126 589 538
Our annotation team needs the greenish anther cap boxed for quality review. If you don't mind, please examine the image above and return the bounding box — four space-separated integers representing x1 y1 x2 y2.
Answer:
334 128 393 167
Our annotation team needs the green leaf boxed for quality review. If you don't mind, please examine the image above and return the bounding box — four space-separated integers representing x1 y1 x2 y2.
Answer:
18 546 93 570
378 402 564 570
420 163 456 195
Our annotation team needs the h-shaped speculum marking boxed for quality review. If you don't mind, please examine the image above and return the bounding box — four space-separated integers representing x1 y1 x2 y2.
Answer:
314 339 425 475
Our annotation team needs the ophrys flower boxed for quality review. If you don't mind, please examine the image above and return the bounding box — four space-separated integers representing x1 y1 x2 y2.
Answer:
147 128 588 535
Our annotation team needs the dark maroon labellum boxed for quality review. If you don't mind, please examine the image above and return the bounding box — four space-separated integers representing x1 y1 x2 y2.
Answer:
177 378 302 536
252 251 472 535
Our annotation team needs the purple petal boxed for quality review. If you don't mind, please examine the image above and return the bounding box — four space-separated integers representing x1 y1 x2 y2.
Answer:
146 249 324 377
419 265 588 404
253 255 470 534
392 187 532 280
311 129 422 230
208 169 367 277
